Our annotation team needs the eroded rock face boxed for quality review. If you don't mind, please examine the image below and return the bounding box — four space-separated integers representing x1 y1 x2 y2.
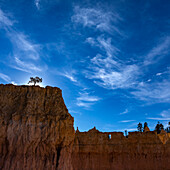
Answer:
0 84 75 170
0 84 170 170
71 129 170 170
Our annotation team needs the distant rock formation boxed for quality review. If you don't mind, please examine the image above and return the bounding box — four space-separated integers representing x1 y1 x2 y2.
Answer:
0 84 170 170
144 126 150 132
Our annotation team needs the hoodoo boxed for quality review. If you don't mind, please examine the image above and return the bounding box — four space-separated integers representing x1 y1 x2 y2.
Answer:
0 84 170 170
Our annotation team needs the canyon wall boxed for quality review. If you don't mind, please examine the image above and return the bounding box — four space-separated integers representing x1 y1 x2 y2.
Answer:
0 84 170 170
0 84 75 170
72 128 170 170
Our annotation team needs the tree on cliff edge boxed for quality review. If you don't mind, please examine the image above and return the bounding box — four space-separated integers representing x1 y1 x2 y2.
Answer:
143 122 148 132
144 122 148 129
155 121 164 134
165 122 170 133
28 77 42 86
137 122 143 132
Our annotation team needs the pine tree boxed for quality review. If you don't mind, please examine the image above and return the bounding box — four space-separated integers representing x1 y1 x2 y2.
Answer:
155 121 164 134
144 122 148 129
165 122 170 133
137 122 143 132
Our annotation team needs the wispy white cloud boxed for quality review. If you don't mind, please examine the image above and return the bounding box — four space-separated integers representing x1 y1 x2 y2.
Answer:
87 36 121 69
0 9 13 28
0 8 46 73
13 57 42 72
86 31 137 90
119 120 135 123
34 0 61 10
85 34 170 104
62 71 77 82
147 117 170 121
76 101 93 108
120 109 129 115
86 37 96 46
72 5 141 91
76 91 101 108
85 63 139 90
160 109 170 118
131 80 170 103
90 54 118 68
7 32 40 60
83 19 140 90
72 6 123 35
129 38 170 103
73 4 170 105
69 110 82 115
144 36 170 66
147 109 170 121
97 36 120 57
77 92 101 102
156 73 162 76
86 36 120 58
35 0 40 10
0 73 11 82
54 69 78 83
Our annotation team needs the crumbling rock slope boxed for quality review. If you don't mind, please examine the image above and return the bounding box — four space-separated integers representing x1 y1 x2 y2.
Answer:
0 84 170 170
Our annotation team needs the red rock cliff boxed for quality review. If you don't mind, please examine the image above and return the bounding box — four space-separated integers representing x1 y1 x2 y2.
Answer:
0 84 170 170
0 84 75 170
72 128 170 170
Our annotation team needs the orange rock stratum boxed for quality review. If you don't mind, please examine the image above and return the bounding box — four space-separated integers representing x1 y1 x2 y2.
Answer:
0 84 170 170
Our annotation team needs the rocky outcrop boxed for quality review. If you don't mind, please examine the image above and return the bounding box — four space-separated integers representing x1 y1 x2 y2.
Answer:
0 84 75 170
144 126 150 132
0 84 170 170
72 129 170 170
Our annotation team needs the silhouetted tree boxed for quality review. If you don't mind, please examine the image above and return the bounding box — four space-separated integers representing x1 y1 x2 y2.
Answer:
165 127 170 133
160 123 164 130
155 121 164 134
165 122 170 133
143 122 148 132
155 121 160 133
137 122 143 132
168 122 170 132
28 77 42 86
144 122 148 129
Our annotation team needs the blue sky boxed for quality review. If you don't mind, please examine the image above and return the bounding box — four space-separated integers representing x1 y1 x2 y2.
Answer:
0 0 170 132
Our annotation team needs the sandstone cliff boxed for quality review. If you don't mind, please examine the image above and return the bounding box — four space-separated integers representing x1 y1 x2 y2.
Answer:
0 84 170 170
0 84 75 170
71 128 170 170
